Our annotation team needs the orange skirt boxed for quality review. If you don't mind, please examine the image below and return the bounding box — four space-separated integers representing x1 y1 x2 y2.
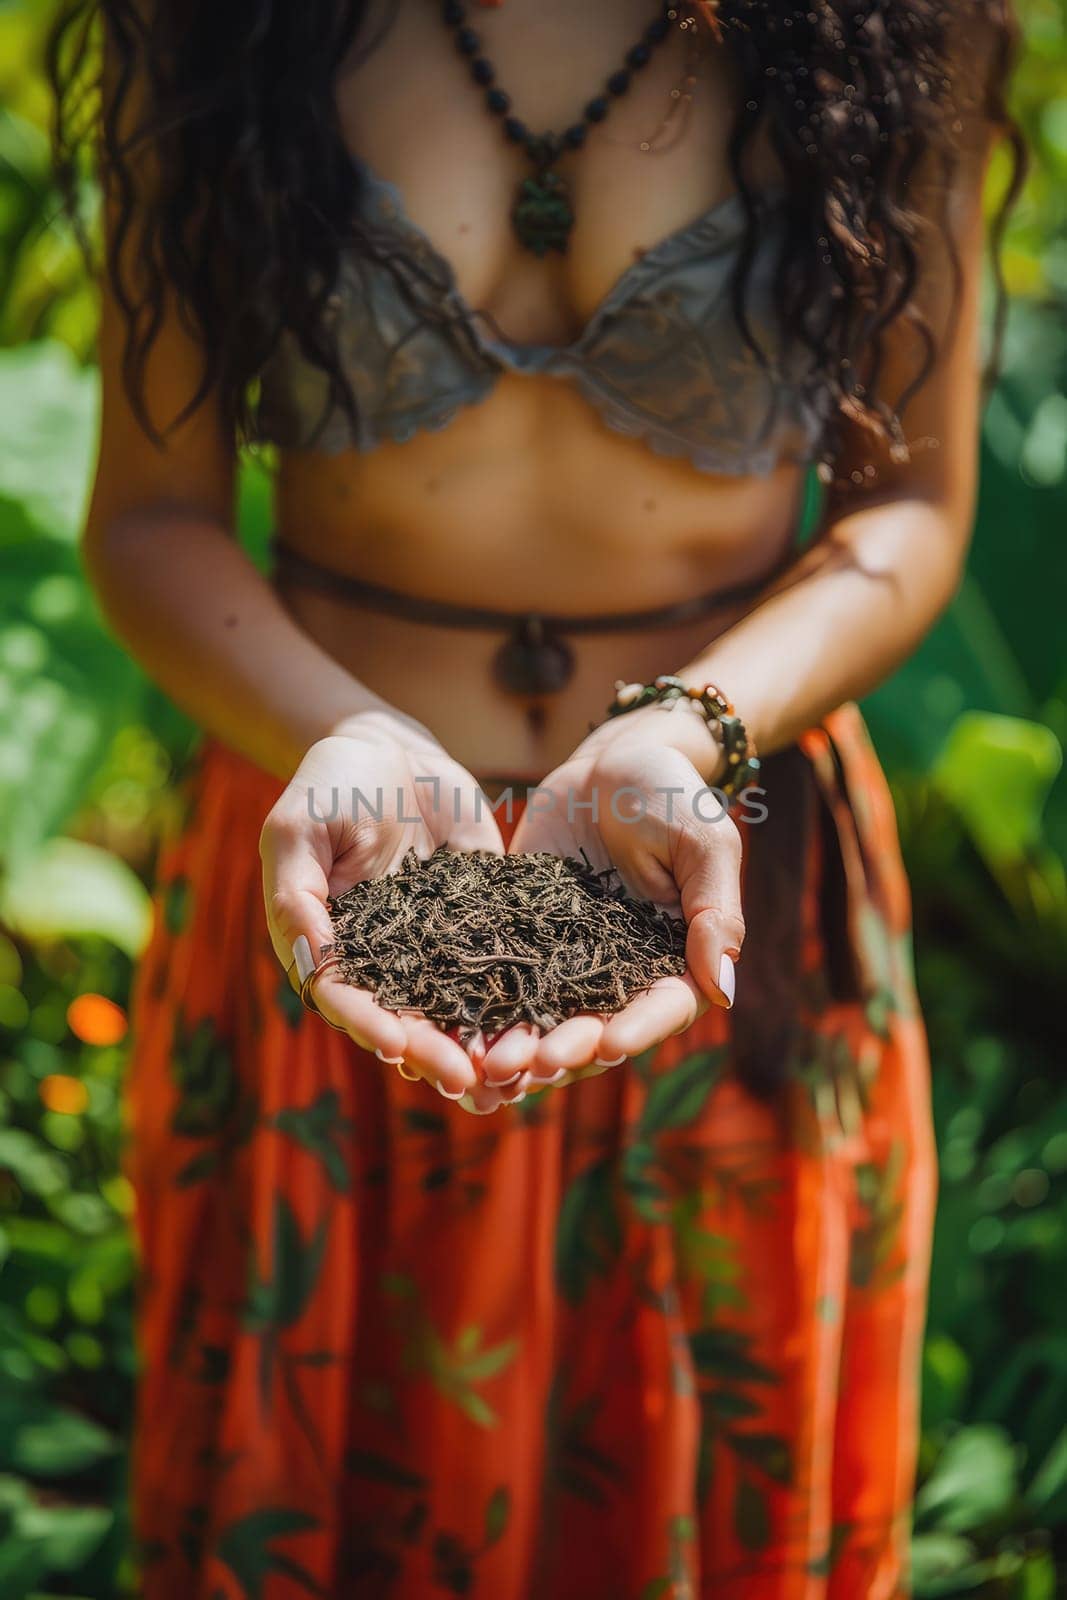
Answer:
125 702 935 1599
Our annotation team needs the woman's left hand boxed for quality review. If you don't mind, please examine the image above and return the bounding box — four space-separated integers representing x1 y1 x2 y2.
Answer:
480 704 745 1095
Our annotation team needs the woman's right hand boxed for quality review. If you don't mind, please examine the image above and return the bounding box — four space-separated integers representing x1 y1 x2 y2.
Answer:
260 707 507 1100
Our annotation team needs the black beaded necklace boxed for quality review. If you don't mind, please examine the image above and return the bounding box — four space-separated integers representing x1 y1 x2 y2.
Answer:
441 0 676 257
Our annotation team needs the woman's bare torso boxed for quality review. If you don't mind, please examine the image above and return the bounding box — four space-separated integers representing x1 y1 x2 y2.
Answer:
273 0 805 778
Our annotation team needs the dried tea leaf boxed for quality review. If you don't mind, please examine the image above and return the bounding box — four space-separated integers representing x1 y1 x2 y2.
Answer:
326 847 687 1040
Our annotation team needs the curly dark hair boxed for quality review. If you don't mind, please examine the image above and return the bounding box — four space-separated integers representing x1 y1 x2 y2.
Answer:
49 0 1025 472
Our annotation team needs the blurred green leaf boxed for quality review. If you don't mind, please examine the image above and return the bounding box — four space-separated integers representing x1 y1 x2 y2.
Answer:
0 1398 115 1478
922 1335 972 1432
0 836 151 954
911 1532 980 1596
932 712 1063 866
915 1426 1019 1534
15 1505 112 1573
0 343 96 544
1027 1428 1067 1520
0 1131 66 1199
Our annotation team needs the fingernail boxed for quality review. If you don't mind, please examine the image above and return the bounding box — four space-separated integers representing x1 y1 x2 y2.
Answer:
505 1091 527 1104
292 934 314 984
458 1092 497 1116
593 1053 627 1068
496 1069 525 1088
501 1072 530 1101
375 1048 405 1066
529 1068 566 1088
436 1080 468 1101
718 952 736 1008
467 1029 487 1063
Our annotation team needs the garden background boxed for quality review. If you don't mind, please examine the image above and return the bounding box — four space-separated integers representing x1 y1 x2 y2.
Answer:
1 0 1067 1594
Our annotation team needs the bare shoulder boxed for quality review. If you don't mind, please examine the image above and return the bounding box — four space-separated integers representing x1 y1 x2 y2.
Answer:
943 0 1020 154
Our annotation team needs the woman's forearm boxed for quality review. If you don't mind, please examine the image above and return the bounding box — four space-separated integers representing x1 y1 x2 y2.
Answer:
83 504 420 779
673 490 971 763
669 113 991 767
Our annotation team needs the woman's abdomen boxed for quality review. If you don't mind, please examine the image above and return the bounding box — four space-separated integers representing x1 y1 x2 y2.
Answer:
271 374 806 776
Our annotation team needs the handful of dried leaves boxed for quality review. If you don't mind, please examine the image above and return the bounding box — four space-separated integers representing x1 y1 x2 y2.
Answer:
326 846 687 1040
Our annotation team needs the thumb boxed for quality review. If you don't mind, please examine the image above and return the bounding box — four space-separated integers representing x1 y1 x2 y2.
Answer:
259 806 337 976
676 820 746 1009
260 805 410 1059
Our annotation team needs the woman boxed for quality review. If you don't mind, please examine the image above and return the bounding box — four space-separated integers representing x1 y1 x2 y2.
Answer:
54 0 1020 1594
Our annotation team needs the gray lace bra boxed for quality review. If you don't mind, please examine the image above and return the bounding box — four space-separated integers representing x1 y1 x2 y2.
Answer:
251 154 827 477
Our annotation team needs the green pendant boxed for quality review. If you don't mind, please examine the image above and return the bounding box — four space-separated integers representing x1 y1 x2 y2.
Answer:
511 168 574 257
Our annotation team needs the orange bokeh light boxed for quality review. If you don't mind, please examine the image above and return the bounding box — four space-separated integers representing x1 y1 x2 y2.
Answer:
67 993 128 1047
39 1074 90 1115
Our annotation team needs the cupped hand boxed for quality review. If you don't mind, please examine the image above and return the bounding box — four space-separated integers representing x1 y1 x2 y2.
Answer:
491 706 745 1088
260 707 505 1098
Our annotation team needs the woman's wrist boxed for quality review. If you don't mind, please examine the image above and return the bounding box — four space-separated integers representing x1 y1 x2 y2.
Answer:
581 698 727 786
327 703 443 755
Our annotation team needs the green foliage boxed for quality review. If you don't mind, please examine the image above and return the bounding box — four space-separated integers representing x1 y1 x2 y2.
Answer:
0 925 138 1598
1 838 151 956
932 712 1062 867
890 744 1067 1594
0 0 1065 1595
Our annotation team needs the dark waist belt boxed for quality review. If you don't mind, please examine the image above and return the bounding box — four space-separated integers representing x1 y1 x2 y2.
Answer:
269 535 782 698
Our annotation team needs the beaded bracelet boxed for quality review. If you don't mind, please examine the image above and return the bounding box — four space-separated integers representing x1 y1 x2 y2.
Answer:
606 674 761 801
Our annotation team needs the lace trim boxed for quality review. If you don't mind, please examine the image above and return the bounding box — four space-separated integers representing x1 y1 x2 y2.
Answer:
251 154 827 473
